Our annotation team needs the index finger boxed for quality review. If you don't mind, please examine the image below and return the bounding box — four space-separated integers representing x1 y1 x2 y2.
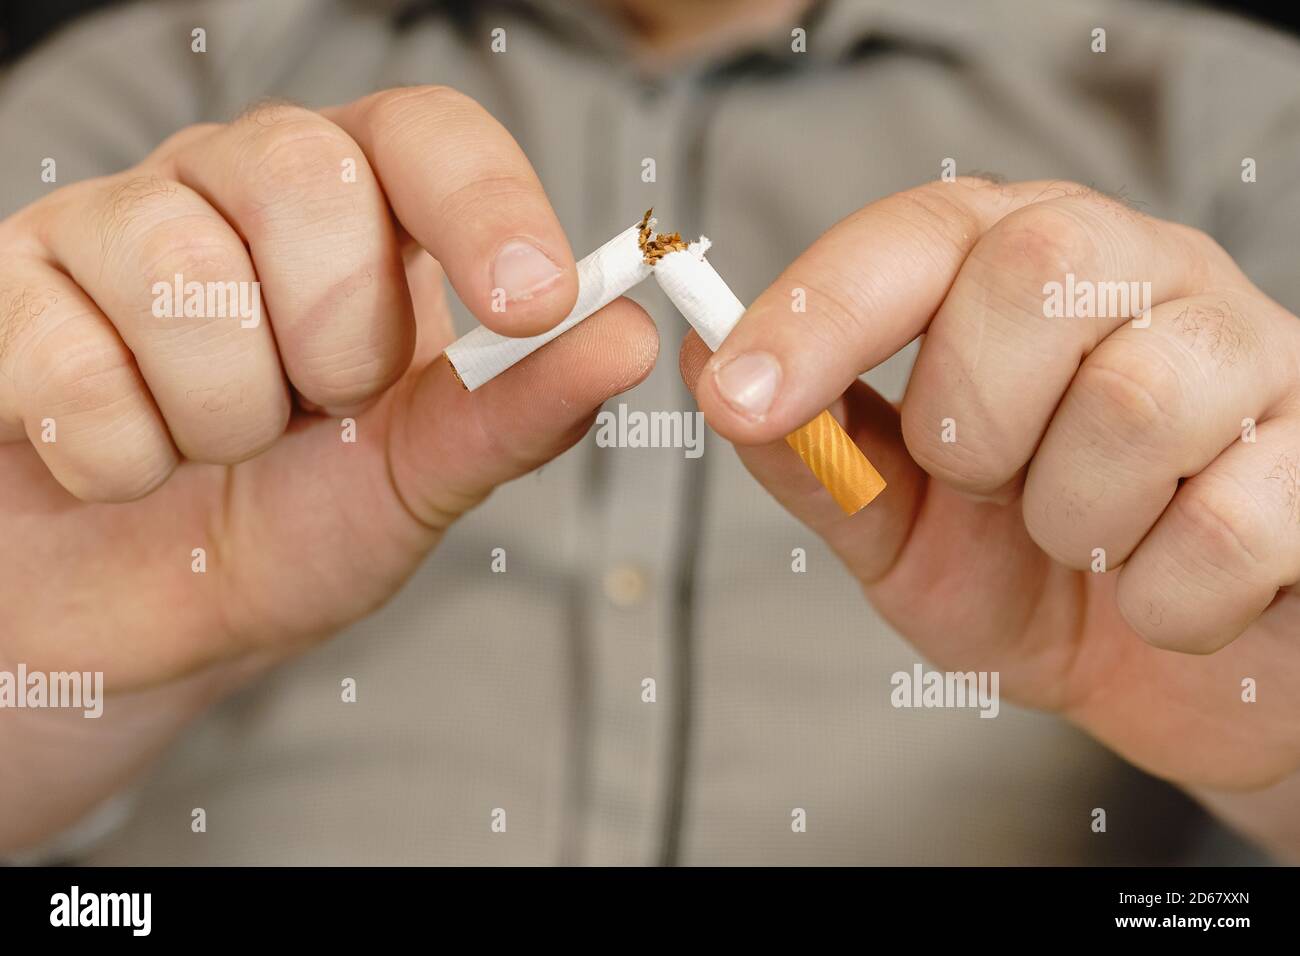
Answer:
695 178 1048 443
325 86 578 336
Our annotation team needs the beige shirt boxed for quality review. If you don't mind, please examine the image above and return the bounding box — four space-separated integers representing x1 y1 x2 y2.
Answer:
2 0 1297 864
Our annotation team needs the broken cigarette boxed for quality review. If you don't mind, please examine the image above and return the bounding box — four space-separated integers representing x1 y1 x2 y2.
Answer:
650 229 886 516
442 211 885 514
443 219 653 390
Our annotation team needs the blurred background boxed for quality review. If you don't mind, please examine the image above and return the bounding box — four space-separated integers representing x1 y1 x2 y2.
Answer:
4 0 1299 65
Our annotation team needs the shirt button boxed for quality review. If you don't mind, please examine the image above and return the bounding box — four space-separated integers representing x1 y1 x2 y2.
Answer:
636 80 665 106
603 563 648 608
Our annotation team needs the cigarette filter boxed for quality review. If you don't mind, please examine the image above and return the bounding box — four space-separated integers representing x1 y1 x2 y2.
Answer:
444 220 653 390
653 240 886 516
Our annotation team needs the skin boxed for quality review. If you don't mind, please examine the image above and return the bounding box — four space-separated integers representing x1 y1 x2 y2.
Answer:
0 89 659 849
0 10 1296 857
596 0 811 61
681 177 1300 856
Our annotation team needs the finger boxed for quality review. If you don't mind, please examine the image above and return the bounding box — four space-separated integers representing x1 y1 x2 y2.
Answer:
385 296 657 531
1115 414 1300 653
683 332 1079 715
159 104 416 409
694 178 1045 444
680 330 924 583
0 257 177 500
1024 292 1297 568
901 195 1237 497
325 86 578 337
188 296 658 649
403 246 454 371
35 174 290 463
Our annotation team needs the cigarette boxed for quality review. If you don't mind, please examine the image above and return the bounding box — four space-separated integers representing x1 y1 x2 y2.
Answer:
442 211 885 515
443 218 653 390
652 235 886 516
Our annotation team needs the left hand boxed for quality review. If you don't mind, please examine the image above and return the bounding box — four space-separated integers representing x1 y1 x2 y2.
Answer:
681 178 1300 795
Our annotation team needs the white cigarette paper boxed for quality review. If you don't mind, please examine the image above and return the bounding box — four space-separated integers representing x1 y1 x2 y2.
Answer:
654 239 887 515
443 213 882 514
650 238 742 351
444 221 652 390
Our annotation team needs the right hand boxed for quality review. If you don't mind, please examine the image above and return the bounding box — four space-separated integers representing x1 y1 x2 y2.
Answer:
0 89 655 704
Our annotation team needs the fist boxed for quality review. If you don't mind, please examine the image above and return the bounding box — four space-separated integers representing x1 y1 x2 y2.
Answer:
0 87 657 690
683 177 1300 791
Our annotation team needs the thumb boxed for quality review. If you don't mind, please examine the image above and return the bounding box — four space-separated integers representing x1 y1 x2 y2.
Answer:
680 329 924 583
381 296 658 533
682 331 1059 688
198 297 656 652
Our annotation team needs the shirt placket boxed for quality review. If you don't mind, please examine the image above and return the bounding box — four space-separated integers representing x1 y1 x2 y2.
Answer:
570 74 698 866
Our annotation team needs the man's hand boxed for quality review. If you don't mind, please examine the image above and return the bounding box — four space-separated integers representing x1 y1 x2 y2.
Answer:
0 88 657 848
682 178 1300 802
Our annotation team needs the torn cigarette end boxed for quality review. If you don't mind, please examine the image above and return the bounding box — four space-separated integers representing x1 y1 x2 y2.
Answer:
445 353 468 391
637 207 690 264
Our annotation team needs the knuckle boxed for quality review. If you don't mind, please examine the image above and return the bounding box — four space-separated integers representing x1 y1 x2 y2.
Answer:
93 174 184 261
241 114 350 176
1172 221 1221 258
434 171 537 227
26 334 136 418
294 340 402 406
1030 179 1091 200
150 122 222 161
974 203 1094 282
230 108 357 224
133 217 244 301
788 270 870 350
885 185 983 267
89 177 243 297
1028 180 1130 219
0 202 45 252
0 276 61 364
1063 183 1138 218
1113 583 1204 655
234 98 319 132
175 386 289 465
900 403 1013 492
1174 477 1268 571
1172 222 1238 283
1167 297 1258 370
951 172 1009 191
366 84 477 137
1071 346 1181 444
21 334 178 501
55 438 176 504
